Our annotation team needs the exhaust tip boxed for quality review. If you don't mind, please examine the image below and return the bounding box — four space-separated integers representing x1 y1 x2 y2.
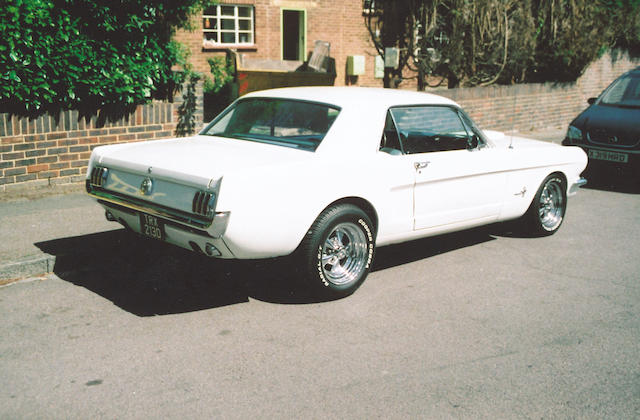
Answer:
189 241 204 254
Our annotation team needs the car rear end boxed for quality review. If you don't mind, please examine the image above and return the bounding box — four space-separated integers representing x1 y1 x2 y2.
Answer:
85 142 234 259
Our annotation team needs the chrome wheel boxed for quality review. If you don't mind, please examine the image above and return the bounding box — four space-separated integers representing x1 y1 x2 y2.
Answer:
538 178 565 231
320 222 369 286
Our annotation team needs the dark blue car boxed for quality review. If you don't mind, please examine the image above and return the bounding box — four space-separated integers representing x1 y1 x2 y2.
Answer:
563 66 640 179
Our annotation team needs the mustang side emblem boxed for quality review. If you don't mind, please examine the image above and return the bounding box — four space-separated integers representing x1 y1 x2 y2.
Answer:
609 136 619 143
140 177 154 195
514 186 527 197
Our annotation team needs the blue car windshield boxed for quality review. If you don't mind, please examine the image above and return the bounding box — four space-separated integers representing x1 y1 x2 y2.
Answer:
201 98 340 151
600 75 640 108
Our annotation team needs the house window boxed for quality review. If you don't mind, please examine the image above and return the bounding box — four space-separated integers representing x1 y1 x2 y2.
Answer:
363 0 381 14
203 5 254 48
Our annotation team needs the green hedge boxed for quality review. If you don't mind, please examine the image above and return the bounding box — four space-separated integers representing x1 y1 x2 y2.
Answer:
0 0 207 120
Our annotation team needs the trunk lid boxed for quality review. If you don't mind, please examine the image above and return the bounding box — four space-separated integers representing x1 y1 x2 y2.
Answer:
90 135 313 219
96 135 313 186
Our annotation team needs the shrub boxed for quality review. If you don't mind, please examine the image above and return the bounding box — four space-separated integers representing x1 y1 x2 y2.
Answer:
0 0 209 120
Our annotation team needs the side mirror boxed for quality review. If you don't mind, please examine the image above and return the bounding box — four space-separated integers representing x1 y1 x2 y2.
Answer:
587 97 597 105
467 134 479 150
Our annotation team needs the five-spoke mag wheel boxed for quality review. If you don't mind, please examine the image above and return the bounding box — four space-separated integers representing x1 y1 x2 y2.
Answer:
523 174 567 236
320 222 369 286
538 177 565 232
299 204 375 297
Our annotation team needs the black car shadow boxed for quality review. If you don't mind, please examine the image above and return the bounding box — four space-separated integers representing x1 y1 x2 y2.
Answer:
372 226 497 271
35 227 497 316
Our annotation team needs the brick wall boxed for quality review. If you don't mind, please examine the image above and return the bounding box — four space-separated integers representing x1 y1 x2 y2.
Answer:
1 49 637 193
174 0 380 87
434 52 640 133
0 82 203 194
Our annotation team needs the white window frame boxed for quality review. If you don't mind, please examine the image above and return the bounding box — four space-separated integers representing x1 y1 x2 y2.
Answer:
203 4 254 48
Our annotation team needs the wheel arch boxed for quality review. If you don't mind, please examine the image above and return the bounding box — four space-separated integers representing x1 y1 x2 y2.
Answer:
319 197 379 236
541 170 568 197
524 170 568 208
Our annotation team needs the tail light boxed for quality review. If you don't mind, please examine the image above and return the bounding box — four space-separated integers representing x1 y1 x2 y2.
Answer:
90 166 109 187
192 191 216 217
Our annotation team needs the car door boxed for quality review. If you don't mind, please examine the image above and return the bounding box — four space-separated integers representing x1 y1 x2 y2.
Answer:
387 105 507 231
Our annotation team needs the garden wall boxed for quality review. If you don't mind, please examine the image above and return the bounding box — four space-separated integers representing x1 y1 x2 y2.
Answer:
1 52 638 194
435 51 640 133
0 83 203 194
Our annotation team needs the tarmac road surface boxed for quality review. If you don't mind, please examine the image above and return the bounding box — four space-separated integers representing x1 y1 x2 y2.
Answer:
1 178 639 418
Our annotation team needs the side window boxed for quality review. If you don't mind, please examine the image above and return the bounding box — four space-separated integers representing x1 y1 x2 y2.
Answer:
379 111 403 155
458 110 487 147
390 106 471 154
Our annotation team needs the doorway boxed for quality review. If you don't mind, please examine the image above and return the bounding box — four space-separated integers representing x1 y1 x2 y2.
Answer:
282 9 306 61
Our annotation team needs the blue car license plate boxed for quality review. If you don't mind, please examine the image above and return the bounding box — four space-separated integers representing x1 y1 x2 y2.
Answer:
139 213 165 241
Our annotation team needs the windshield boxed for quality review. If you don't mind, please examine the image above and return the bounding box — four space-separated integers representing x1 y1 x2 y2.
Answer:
600 74 640 108
201 98 340 151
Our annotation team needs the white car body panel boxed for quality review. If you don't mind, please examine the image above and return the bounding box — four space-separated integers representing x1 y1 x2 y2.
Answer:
86 87 587 259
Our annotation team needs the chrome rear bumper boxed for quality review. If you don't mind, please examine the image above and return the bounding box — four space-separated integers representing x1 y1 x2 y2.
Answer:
87 182 213 229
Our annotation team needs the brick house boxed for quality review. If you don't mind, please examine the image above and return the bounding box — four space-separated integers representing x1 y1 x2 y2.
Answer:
173 0 382 89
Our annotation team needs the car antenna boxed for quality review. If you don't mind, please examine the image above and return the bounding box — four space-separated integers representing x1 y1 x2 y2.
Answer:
509 92 516 149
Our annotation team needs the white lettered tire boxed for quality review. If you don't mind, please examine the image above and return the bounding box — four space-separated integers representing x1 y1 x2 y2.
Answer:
299 204 375 297
522 174 567 236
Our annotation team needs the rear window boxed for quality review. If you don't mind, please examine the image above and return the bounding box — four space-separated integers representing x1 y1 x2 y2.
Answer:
201 98 340 151
600 75 640 108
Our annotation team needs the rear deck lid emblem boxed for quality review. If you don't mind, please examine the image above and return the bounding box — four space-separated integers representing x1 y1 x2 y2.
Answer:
140 177 154 195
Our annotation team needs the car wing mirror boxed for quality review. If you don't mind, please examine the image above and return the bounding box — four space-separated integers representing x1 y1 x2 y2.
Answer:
467 134 479 150
587 97 597 105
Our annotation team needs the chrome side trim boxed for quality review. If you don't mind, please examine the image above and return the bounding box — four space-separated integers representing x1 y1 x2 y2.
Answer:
568 177 587 195
88 187 213 229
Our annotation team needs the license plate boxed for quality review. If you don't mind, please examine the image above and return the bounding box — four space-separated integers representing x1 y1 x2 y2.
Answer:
139 213 165 241
588 149 628 163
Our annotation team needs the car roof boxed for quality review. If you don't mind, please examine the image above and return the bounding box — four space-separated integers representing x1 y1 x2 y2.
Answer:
627 66 640 76
242 86 460 110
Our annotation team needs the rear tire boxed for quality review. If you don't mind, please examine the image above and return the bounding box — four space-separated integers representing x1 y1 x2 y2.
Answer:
298 204 375 298
522 174 567 236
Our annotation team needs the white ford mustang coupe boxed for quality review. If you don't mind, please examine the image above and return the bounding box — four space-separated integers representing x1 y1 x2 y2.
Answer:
86 87 587 297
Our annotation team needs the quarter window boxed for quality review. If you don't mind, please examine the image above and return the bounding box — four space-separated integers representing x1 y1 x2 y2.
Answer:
390 106 473 154
203 5 254 47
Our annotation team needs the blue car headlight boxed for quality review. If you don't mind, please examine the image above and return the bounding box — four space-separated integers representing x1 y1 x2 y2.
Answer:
565 125 583 143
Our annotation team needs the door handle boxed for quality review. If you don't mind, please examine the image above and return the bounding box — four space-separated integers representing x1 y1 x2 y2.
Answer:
414 161 430 170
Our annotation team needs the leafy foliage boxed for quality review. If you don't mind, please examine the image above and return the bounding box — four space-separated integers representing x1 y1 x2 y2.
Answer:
0 0 209 119
365 0 640 88
175 71 201 137
203 56 234 95
203 55 236 121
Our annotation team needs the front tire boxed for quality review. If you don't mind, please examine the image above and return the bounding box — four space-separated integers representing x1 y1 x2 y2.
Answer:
522 174 567 236
298 204 375 298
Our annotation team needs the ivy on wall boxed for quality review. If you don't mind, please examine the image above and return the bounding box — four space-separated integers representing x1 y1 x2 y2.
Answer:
175 71 201 137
